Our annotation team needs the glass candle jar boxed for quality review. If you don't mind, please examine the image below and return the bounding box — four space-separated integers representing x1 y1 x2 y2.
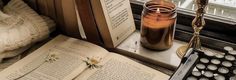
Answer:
140 0 177 50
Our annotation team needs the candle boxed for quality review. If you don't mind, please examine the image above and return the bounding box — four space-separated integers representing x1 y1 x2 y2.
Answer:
140 0 177 50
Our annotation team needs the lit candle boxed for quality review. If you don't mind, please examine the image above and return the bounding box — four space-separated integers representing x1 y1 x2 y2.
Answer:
141 0 177 50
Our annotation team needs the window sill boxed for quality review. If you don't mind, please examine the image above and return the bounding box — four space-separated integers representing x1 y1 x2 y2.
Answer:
114 31 183 70
113 29 235 71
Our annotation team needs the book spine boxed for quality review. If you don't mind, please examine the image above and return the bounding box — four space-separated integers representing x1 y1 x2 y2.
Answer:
54 0 82 39
37 0 48 16
54 0 67 35
45 0 57 20
75 0 104 45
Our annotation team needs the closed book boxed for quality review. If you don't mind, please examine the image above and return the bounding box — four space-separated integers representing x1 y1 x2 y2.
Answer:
90 0 136 48
45 0 57 20
75 0 103 45
37 0 48 16
54 0 81 38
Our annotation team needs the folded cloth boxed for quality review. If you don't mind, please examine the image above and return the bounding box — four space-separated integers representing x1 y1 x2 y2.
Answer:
0 0 55 62
0 10 27 52
0 45 31 62
3 0 50 42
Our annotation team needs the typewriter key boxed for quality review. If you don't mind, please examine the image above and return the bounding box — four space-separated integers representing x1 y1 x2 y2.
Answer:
200 58 210 64
214 75 225 80
229 50 236 56
204 51 215 58
233 69 236 75
225 55 235 62
203 71 214 78
199 77 209 80
207 64 217 72
222 61 232 68
186 76 197 80
218 67 229 74
211 59 221 65
224 46 233 52
215 54 225 60
229 76 236 80
192 71 201 77
196 64 206 71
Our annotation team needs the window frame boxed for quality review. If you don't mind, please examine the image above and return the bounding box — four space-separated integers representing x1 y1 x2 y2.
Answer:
130 0 236 51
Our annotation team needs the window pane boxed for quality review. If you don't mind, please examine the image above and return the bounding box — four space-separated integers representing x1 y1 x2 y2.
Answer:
133 0 236 21
186 0 236 20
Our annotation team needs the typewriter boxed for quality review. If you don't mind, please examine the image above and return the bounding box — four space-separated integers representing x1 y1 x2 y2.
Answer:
170 46 236 80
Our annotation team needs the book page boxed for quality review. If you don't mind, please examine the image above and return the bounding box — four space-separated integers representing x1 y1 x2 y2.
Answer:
0 35 109 80
100 0 136 47
59 35 108 58
74 53 169 80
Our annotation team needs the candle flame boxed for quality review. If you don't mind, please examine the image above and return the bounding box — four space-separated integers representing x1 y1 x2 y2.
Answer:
156 8 160 13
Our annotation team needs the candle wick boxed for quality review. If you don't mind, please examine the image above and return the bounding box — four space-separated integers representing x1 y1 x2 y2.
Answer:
156 8 160 13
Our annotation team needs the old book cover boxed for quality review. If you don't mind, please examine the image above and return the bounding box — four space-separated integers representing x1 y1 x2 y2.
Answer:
54 0 67 35
54 0 81 38
75 0 103 45
37 0 49 16
46 0 57 20
90 0 136 48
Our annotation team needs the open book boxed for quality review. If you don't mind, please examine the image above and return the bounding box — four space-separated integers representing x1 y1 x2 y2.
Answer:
0 35 169 80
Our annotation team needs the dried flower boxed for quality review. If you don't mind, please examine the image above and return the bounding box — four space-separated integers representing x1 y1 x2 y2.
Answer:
84 57 102 69
45 52 59 63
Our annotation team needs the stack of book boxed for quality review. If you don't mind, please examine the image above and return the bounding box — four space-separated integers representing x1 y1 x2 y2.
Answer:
29 0 136 48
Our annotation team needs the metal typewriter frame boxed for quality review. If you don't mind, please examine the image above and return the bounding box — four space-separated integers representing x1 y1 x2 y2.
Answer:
170 48 203 80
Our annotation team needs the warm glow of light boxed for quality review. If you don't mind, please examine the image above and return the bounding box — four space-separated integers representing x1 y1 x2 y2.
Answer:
143 14 175 29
